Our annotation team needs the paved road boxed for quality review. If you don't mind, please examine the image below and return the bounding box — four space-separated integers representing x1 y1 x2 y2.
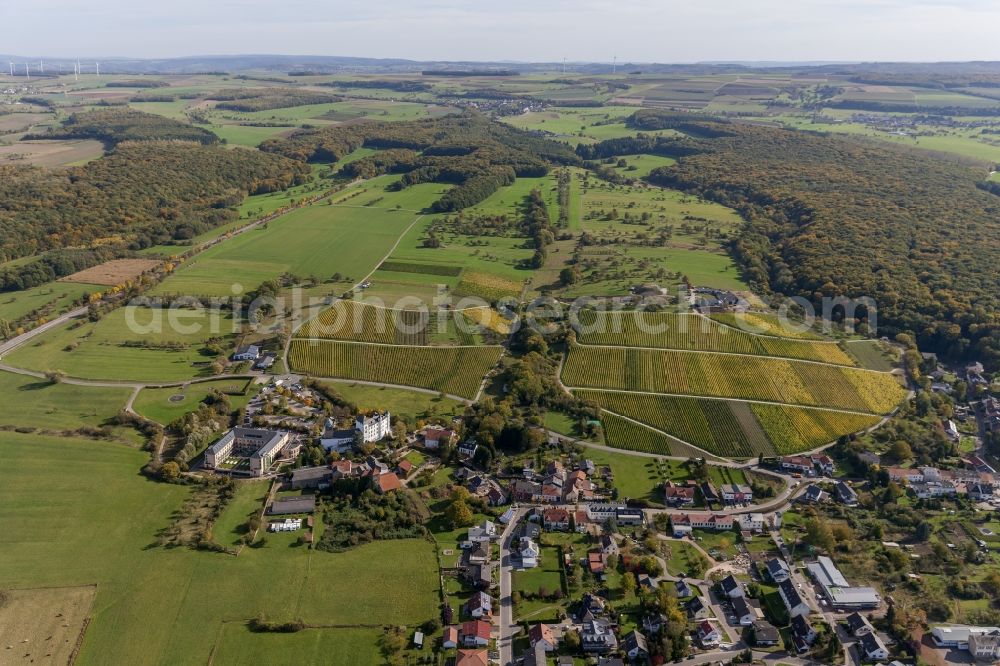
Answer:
497 507 528 666
0 305 88 358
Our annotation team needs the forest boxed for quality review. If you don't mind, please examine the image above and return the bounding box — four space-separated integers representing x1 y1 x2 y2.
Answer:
26 108 219 146
618 110 1000 368
263 112 579 211
0 142 309 290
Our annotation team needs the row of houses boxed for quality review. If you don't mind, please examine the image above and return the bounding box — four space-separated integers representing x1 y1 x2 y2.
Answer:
289 456 403 494
511 461 599 504
885 465 996 501
668 511 764 537
663 479 755 507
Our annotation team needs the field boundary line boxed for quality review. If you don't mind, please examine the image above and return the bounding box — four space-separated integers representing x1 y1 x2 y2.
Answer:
565 385 885 416
572 340 880 371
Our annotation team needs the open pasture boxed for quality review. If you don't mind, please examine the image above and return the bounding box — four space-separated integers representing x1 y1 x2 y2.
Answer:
289 339 501 399
0 370 132 430
5 307 237 382
0 431 439 665
0 585 96 666
562 344 906 413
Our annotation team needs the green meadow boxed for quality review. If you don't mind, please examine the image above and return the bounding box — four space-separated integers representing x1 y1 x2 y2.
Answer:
5 307 237 382
151 201 422 297
0 281 103 324
133 378 256 425
0 431 440 666
0 370 132 430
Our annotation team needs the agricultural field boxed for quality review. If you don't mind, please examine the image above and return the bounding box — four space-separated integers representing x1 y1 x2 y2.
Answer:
845 339 900 372
0 137 105 167
60 258 163 285
4 307 237 382
0 430 439 666
297 299 482 346
132 378 255 425
562 344 906 413
578 389 882 458
0 370 132 430
151 194 422 297
211 625 385 666
288 339 502 399
574 310 856 364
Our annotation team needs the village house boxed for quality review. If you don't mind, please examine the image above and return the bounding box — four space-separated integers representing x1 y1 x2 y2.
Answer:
663 480 697 506
528 623 557 652
232 345 260 361
846 612 874 637
586 502 626 523
463 591 493 619
622 630 649 661
670 512 734 536
356 411 392 443
835 481 859 506
543 507 570 531
615 507 644 526
753 620 780 647
812 454 835 475
791 615 818 652
799 484 828 504
739 512 765 532
519 537 540 568
459 620 491 647
765 557 791 583
858 632 890 661
778 578 813 618
780 455 816 476
467 544 490 566
731 596 756 626
686 596 710 619
573 510 590 533
372 470 401 494
467 520 497 543
457 439 479 460
442 625 459 649
421 425 456 449
697 620 722 646
700 481 720 504
581 618 618 654
720 574 744 599
455 649 488 666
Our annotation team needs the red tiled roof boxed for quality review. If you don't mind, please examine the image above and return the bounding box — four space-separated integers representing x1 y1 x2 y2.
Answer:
330 460 352 472
460 620 491 641
544 508 569 522
377 472 402 492
456 650 489 666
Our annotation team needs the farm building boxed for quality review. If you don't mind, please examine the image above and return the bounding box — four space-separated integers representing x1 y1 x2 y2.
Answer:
268 495 316 515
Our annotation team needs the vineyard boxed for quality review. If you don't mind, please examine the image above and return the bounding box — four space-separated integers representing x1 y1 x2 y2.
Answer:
579 389 882 458
598 411 682 457
562 345 906 413
578 390 774 458
750 404 882 454
462 306 515 335
453 271 524 303
573 310 855 365
288 339 503 399
709 311 827 340
297 300 482 346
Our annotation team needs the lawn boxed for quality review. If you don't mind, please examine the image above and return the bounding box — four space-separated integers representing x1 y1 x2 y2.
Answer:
212 479 270 547
0 370 132 430
0 430 440 665
151 199 421 297
662 539 710 577
133 378 256 425
5 307 238 382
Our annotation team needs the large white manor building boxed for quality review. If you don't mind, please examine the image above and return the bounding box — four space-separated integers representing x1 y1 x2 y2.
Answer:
356 411 392 443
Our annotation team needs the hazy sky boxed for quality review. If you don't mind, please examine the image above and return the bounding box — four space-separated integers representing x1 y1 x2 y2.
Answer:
3 0 998 62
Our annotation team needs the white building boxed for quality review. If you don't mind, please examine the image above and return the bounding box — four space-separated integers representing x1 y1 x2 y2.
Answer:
205 427 292 476
356 411 392 443
520 537 540 568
